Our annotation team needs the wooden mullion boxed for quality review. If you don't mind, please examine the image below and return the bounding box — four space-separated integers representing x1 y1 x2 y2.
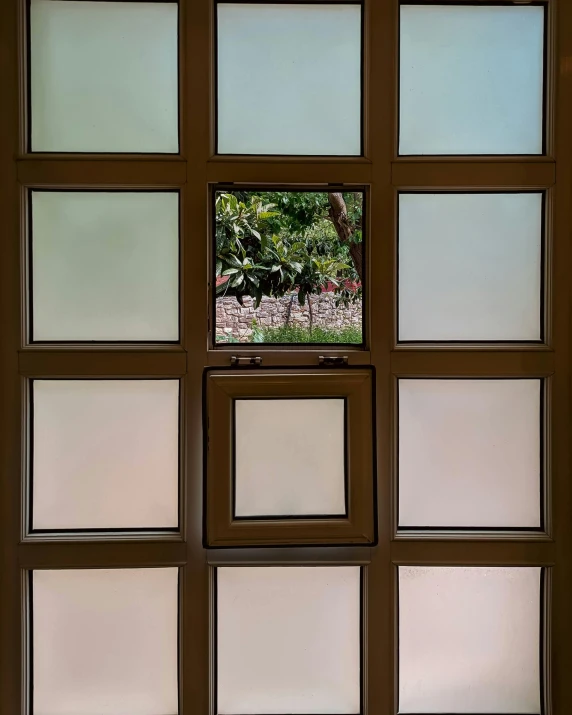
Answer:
392 159 555 189
17 158 187 187
181 0 210 713
367 0 396 711
0 1 24 713
206 349 371 367
18 540 187 570
18 349 187 377
206 160 372 185
391 350 555 377
391 539 556 566
206 546 371 566
547 0 572 710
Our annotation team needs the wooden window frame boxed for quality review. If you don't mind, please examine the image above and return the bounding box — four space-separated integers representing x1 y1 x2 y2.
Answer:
204 367 376 547
0 2 570 715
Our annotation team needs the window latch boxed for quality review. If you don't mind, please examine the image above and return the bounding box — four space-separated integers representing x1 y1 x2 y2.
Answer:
319 355 349 367
230 355 262 366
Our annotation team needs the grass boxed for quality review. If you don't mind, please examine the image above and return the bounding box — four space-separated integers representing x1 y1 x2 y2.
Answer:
253 324 362 344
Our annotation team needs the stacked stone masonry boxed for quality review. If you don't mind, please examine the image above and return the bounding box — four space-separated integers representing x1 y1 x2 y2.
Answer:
216 293 363 342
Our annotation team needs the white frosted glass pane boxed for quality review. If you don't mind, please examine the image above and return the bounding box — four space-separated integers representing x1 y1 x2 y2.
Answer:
398 193 542 341
399 379 541 528
398 567 541 714
33 568 178 715
399 5 544 155
33 380 179 530
235 399 346 517
32 192 179 341
217 566 360 714
30 0 178 153
217 4 361 155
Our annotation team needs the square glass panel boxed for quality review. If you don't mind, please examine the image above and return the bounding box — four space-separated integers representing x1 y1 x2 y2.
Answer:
30 0 178 153
399 4 544 155
32 568 179 715
234 398 346 517
215 190 364 345
217 566 360 714
398 193 543 342
32 380 179 531
398 566 542 714
217 3 361 155
31 191 179 342
398 379 541 529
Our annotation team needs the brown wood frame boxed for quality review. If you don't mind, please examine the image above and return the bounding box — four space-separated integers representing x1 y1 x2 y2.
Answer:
205 368 376 546
1 1 571 715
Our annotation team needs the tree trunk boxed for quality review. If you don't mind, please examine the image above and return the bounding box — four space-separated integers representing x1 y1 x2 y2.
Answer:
327 192 363 282
285 293 294 325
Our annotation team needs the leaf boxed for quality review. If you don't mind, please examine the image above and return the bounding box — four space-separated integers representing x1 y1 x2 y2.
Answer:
222 268 240 276
215 260 222 276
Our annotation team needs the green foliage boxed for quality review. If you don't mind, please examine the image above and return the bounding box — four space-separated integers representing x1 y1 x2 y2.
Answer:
251 324 362 344
215 191 362 308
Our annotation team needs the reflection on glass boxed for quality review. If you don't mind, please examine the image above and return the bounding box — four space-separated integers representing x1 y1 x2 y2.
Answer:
217 3 361 155
399 5 544 155
215 190 364 344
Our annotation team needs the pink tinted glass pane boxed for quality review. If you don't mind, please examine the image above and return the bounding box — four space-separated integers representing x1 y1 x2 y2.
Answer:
32 380 179 530
398 379 541 528
398 566 541 714
217 566 360 714
33 568 179 715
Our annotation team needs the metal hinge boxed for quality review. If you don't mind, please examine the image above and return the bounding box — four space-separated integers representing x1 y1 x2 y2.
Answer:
319 355 349 367
230 355 262 366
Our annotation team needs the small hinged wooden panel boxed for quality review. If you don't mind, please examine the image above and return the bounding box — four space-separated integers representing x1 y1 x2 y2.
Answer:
204 367 376 547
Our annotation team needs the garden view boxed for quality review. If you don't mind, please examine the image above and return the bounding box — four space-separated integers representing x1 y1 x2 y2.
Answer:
215 189 364 344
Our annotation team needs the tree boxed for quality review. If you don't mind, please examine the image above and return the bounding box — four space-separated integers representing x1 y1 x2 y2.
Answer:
215 191 363 309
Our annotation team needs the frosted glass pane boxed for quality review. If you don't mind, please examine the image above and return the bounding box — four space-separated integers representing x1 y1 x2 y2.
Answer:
399 379 541 528
33 568 179 715
217 4 361 155
32 380 179 530
399 5 544 155
398 567 541 714
398 193 542 341
32 192 179 341
235 399 346 517
217 566 360 714
30 0 178 153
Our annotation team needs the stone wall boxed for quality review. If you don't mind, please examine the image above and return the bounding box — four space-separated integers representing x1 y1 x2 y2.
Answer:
216 293 362 342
